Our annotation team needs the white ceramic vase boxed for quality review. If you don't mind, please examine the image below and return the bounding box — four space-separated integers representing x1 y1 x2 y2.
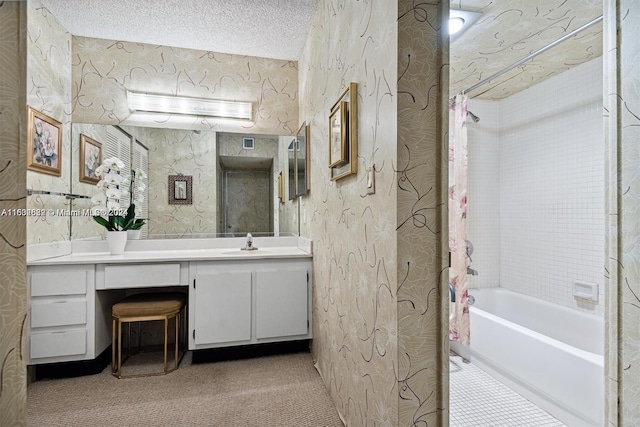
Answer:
127 229 141 240
107 231 128 255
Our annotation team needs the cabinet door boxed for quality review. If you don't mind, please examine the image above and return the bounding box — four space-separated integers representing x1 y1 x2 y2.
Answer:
194 271 252 345
256 268 308 339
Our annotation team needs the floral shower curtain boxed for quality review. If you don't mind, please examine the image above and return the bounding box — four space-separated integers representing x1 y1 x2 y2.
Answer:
449 93 470 346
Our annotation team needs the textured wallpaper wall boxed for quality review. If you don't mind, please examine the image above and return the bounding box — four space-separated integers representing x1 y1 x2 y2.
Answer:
71 35 298 136
300 0 449 424
298 1 399 424
0 3 28 424
605 0 640 424
135 127 218 237
396 1 449 425
26 0 72 245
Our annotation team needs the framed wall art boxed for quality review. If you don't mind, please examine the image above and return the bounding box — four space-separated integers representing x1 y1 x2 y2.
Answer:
329 82 358 181
79 134 102 184
168 174 192 205
328 102 347 168
27 106 62 176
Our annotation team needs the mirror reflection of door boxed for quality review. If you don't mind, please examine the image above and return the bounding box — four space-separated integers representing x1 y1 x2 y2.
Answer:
223 169 272 235
175 180 187 200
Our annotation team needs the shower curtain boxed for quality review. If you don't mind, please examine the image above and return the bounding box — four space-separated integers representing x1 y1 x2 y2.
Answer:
449 93 470 346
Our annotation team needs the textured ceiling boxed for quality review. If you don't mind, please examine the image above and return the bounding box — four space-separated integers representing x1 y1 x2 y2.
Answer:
42 1 603 99
450 0 603 100
41 0 318 61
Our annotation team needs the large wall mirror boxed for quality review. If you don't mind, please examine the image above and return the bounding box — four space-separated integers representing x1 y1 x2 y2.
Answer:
69 123 301 239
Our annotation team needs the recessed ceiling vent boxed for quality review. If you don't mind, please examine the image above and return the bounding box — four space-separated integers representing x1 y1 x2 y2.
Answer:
243 137 255 150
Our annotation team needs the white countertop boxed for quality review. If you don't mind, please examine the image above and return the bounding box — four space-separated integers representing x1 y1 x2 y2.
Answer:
28 247 311 265
27 236 313 266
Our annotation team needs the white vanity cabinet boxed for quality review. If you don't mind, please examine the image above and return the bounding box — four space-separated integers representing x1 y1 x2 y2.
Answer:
255 267 309 339
193 268 252 345
189 258 312 350
27 238 313 362
28 265 121 365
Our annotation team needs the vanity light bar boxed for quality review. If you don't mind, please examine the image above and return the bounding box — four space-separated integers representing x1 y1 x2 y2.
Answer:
126 91 253 120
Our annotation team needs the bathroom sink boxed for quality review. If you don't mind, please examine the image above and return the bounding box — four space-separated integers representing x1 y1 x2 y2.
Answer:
221 249 266 255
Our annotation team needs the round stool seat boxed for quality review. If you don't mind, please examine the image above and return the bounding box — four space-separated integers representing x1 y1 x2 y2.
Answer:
112 292 185 318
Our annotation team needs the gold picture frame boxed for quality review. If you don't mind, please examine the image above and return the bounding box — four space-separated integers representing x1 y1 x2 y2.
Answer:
79 134 102 184
330 82 358 181
328 102 348 168
27 106 62 176
168 174 192 205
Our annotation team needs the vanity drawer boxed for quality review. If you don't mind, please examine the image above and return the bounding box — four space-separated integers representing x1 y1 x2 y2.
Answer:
31 299 87 328
30 330 86 359
104 263 181 288
31 269 87 296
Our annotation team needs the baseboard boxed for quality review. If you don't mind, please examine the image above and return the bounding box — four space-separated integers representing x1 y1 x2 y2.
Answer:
35 347 111 380
191 340 311 364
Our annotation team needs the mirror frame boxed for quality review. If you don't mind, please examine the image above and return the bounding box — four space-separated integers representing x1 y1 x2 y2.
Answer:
296 122 310 195
289 122 310 199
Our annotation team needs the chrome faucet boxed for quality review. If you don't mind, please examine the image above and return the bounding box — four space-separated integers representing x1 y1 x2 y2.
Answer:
467 266 478 276
242 233 257 251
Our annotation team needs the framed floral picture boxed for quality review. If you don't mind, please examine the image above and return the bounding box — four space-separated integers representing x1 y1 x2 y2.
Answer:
27 107 62 176
79 134 102 184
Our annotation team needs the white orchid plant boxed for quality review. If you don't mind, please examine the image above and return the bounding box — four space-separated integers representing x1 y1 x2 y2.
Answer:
91 156 147 231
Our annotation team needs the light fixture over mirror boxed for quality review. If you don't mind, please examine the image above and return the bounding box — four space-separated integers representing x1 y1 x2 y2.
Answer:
449 9 481 40
127 91 253 120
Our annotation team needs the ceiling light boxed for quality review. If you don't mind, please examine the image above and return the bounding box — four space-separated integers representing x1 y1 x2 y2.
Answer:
449 17 465 35
127 91 253 120
449 9 481 40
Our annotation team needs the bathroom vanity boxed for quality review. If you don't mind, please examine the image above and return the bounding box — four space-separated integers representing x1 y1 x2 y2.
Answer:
26 236 312 366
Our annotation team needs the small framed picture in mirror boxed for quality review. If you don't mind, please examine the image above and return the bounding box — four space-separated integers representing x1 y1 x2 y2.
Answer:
168 174 192 205
79 134 102 184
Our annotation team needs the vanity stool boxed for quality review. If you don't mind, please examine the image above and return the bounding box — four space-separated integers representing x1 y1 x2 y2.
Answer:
111 292 186 379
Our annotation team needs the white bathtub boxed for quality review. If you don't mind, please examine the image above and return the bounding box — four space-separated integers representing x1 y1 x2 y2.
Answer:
466 287 604 427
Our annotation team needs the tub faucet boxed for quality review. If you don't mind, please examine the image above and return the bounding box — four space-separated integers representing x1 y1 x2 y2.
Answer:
467 266 478 276
242 233 257 251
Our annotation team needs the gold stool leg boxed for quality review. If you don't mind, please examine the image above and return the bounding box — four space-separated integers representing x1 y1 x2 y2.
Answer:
175 313 179 370
112 318 116 374
163 316 168 374
117 320 123 378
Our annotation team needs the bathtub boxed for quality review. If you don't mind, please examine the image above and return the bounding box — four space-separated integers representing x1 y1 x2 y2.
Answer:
463 287 604 427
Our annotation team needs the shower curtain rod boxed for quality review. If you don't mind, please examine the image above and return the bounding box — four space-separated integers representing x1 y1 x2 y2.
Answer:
462 15 603 96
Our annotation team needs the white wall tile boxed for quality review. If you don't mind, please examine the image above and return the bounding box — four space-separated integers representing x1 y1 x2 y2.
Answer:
467 57 605 315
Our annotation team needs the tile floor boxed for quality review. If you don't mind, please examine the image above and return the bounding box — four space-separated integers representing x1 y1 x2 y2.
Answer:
449 352 566 427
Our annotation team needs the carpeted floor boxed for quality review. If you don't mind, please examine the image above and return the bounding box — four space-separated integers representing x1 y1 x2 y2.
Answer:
27 351 343 427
